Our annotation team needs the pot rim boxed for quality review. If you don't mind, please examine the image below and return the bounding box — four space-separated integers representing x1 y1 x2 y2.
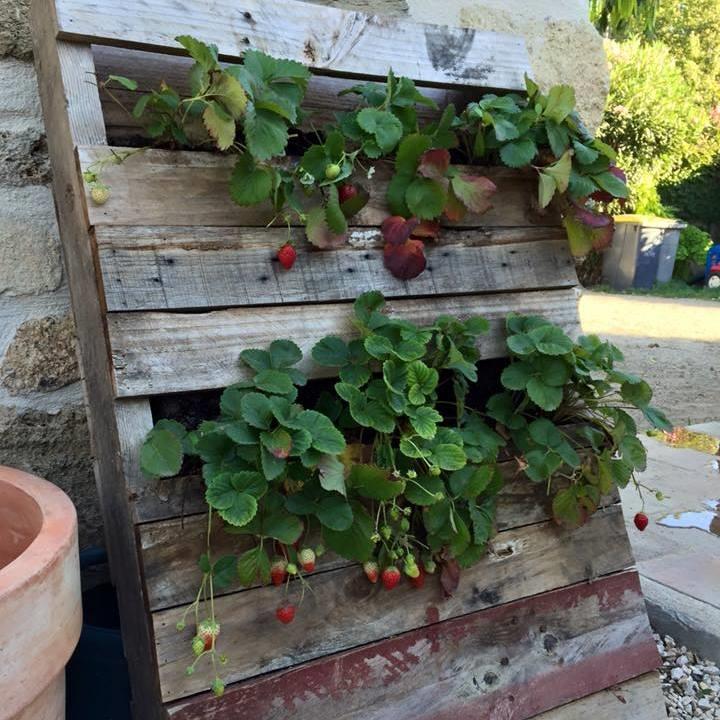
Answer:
0 465 78 599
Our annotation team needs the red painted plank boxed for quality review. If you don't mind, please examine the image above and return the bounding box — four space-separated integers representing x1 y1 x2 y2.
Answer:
168 570 659 720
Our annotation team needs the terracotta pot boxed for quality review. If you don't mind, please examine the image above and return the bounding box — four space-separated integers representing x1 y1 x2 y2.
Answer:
0 466 82 720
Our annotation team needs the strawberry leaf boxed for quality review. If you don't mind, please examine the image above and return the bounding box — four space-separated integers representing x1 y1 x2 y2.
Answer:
384 238 427 280
243 105 288 160
203 101 236 151
538 172 557 209
306 206 348 249
444 185 467 222
381 216 418 246
229 153 274 206
450 174 496 215
406 177 447 220
418 148 451 179
543 150 572 193
499 137 537 168
325 185 348 235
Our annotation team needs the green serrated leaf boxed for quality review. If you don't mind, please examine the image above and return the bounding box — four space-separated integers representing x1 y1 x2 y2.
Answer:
499 137 537 168
230 153 274 206
140 428 183 477
538 172 557 208
244 105 288 160
203 101 236 151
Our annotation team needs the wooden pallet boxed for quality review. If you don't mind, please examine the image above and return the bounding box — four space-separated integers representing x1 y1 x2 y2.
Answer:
30 1 665 717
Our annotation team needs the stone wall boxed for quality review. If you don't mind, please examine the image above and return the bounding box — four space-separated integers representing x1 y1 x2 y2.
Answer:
0 0 607 549
0 0 102 547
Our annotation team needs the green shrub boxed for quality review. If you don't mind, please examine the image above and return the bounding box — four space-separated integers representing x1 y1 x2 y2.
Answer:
599 40 717 213
676 224 712 265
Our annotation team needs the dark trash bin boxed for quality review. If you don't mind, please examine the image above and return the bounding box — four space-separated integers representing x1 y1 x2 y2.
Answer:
602 215 686 289
65 548 132 720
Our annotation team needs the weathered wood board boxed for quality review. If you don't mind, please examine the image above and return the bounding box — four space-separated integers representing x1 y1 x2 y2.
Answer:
55 0 530 89
97 229 573 312
108 289 581 397
139 471 619 611
78 147 559 229
165 571 659 719
155 507 632 700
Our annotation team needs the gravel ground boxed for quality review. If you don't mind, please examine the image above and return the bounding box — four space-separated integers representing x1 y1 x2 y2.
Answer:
657 633 720 718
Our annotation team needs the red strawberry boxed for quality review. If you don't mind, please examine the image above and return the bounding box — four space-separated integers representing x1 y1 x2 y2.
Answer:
298 548 316 573
409 566 426 589
197 619 220 651
381 566 401 591
270 557 288 586
338 183 358 204
634 512 649 531
363 561 379 584
277 243 297 270
276 604 296 624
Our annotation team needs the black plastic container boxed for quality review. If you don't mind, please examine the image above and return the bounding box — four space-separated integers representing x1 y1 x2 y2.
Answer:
65 548 132 720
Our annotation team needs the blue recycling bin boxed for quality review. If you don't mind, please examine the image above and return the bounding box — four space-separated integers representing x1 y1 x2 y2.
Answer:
65 548 132 720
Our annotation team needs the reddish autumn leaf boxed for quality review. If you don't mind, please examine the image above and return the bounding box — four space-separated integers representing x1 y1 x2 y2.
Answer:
412 220 441 239
562 204 615 256
590 165 627 204
443 185 467 222
439 555 461 597
383 237 427 280
381 215 419 246
450 174 497 215
418 148 451 180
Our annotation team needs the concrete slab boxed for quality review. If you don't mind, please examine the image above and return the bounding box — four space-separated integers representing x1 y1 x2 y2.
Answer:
620 437 720 664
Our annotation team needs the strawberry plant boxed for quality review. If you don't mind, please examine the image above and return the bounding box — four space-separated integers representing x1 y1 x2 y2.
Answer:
489 314 671 528
140 295 670 693
459 77 628 255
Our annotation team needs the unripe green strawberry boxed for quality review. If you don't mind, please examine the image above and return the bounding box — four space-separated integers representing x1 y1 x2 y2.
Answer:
315 544 326 557
212 678 225 697
424 558 437 574
390 507 400 521
298 547 316 573
430 466 441 477
405 563 420 579
407 469 417 479
380 525 392 540
400 518 410 532
286 562 298 575
90 184 110 205
191 636 205 657
325 163 341 180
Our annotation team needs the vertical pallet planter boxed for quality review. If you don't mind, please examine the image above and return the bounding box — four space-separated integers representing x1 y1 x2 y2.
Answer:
31 1 666 717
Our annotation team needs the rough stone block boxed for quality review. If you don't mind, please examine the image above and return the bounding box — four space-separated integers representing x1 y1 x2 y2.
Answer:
0 58 42 133
0 404 103 548
0 0 32 60
1 314 79 393
0 185 63 295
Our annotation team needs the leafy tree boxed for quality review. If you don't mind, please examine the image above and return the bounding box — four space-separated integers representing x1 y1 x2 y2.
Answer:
598 39 719 214
590 0 660 39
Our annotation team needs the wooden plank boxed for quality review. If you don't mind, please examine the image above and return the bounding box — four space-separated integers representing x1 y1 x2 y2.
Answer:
97 229 575 311
166 572 658 719
139 466 618 611
108 288 580 398
154 506 634 700
29 5 165 718
167 573 658 719
535 671 666 720
166 572 658 718
58 41 107 144
91 45 478 143
78 146 559 229
55 0 530 90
